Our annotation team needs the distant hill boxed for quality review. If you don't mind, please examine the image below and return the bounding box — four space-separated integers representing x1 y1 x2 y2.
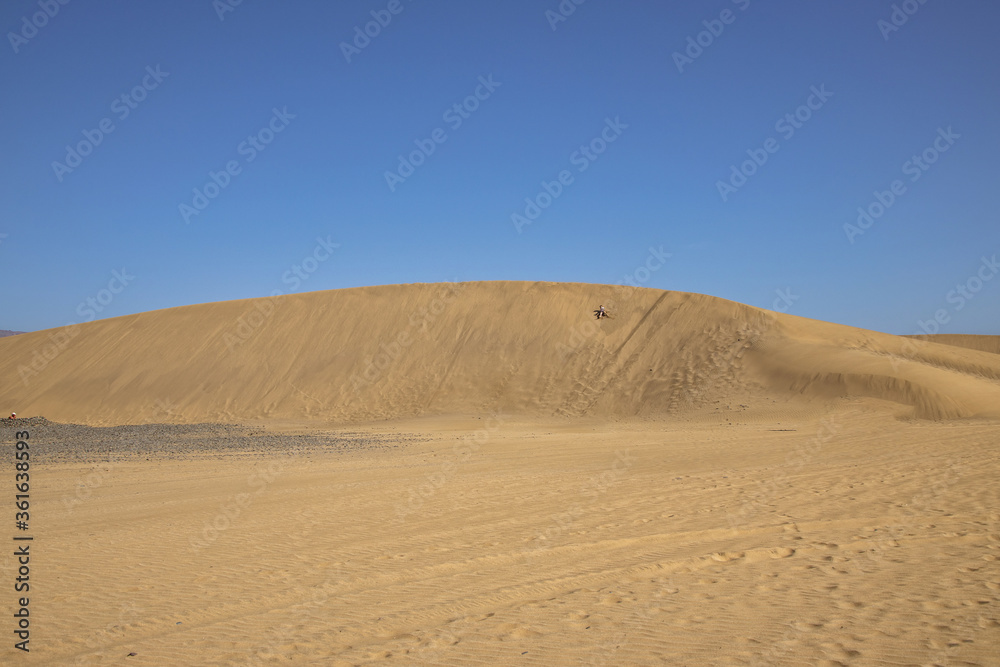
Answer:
907 334 1000 355
0 330 24 338
0 282 999 425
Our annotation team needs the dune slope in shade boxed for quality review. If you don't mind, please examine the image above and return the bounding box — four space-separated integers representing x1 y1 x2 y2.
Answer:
1 281 998 425
909 334 1000 356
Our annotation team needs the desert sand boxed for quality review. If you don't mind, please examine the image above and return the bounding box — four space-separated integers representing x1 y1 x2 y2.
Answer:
0 282 997 665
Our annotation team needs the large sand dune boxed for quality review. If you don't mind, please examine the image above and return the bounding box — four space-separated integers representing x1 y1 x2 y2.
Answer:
2 282 999 425
3 283 999 665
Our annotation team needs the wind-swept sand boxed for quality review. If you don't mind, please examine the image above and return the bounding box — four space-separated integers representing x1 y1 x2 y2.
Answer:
910 334 1000 356
0 282 997 665
3 281 999 425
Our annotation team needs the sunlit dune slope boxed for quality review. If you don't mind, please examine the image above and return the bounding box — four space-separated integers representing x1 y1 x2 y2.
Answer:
1 282 998 425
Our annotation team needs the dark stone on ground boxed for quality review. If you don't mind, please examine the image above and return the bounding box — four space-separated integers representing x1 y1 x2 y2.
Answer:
1 416 420 463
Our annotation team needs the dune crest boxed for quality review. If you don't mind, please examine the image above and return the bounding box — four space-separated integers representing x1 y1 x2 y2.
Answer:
1 282 998 425
909 333 1000 355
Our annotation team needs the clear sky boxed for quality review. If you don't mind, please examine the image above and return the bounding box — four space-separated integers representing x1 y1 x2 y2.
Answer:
1 0 997 335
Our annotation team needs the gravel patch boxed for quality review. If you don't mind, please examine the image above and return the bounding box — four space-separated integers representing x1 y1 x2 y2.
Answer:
0 416 421 463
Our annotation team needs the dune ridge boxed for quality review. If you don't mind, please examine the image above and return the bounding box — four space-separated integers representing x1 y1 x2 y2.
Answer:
909 333 1000 355
1 281 998 426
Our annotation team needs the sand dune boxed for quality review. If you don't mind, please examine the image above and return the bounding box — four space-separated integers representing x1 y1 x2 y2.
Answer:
909 333 1000 355
2 282 998 425
3 282 998 665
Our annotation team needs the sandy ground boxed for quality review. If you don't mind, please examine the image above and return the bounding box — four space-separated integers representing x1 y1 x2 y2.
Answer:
5 405 998 666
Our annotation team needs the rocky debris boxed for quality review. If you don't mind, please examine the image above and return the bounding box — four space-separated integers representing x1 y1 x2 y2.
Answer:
0 417 422 463
0 416 49 428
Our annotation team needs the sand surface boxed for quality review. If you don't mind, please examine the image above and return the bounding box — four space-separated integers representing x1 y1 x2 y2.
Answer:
2 282 999 425
1 410 996 665
0 282 997 664
910 334 1000 356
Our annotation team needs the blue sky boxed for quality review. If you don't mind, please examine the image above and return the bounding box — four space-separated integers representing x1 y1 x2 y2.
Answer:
1 0 997 335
